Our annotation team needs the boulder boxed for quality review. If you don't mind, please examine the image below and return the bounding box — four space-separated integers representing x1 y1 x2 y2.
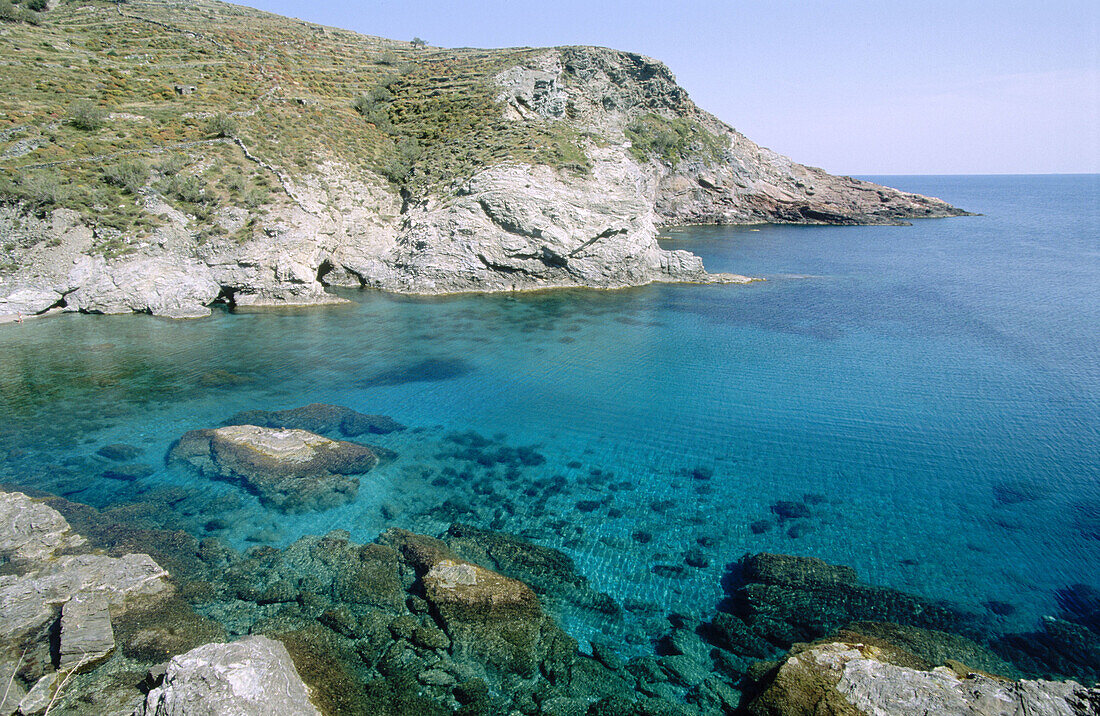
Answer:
137 636 320 716
167 425 379 511
744 640 1100 716
223 403 405 437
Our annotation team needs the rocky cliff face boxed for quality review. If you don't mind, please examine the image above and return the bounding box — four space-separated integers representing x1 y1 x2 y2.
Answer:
0 3 965 320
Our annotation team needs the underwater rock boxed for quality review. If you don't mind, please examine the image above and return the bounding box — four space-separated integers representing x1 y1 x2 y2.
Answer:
167 425 378 512
137 635 321 716
770 500 812 520
101 463 155 481
359 357 472 387
223 403 405 437
423 558 546 676
742 640 1100 716
742 553 859 588
732 554 982 648
444 522 620 617
96 443 143 462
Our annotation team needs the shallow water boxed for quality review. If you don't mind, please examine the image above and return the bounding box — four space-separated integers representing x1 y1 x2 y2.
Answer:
2 174 1097 648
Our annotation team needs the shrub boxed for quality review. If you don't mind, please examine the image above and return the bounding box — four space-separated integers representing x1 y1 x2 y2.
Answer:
68 101 107 131
161 174 213 205
204 112 237 138
625 113 726 167
0 0 18 22
25 0 47 11
103 159 149 194
157 153 188 176
7 172 71 212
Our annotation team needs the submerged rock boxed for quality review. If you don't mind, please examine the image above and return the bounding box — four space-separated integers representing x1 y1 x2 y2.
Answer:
137 636 321 716
167 425 380 511
223 403 405 437
743 640 1100 716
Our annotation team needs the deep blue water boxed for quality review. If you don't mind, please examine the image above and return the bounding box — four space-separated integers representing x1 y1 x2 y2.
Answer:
1 174 1097 645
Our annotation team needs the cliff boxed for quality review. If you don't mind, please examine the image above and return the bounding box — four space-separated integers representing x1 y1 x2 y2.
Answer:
0 0 966 319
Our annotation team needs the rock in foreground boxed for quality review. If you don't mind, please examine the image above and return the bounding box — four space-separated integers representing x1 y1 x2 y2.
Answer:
137 636 320 716
744 640 1100 716
167 425 380 511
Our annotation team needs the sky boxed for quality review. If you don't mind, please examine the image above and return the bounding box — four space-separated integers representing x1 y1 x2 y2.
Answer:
240 0 1099 175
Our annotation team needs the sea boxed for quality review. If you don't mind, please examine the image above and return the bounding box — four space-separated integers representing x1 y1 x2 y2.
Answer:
1 174 1097 650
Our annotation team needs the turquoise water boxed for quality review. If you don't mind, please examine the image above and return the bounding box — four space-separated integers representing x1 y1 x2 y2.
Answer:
1 174 1097 646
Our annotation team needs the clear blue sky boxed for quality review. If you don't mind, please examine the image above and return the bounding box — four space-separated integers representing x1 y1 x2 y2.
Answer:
241 0 1098 175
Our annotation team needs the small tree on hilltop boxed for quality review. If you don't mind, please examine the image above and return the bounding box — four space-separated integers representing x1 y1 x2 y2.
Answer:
410 37 427 48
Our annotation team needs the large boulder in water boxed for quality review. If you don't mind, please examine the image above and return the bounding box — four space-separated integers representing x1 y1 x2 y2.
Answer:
223 403 405 437
167 425 378 512
743 639 1100 716
137 635 320 715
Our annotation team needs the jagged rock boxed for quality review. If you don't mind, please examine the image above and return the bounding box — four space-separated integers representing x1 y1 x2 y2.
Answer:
223 403 405 437
0 491 85 565
0 552 171 643
0 491 170 651
744 640 1100 716
839 621 1020 679
136 636 321 716
167 425 378 511
0 661 27 713
58 593 114 669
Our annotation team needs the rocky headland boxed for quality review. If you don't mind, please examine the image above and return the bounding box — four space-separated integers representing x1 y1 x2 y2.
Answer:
0 0 966 321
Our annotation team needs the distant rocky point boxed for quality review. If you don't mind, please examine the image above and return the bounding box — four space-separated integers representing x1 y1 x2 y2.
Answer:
0 0 966 320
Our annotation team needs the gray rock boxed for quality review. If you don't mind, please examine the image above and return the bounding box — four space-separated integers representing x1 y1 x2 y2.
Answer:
59 593 114 669
137 636 320 716
16 672 57 716
0 552 171 642
0 491 85 565
746 640 1100 716
1 661 28 714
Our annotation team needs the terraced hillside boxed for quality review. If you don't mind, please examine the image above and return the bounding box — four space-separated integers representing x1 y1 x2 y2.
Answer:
0 0 965 319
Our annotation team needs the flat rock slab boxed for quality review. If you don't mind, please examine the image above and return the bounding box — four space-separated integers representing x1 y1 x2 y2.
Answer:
0 552 170 642
138 636 320 716
59 593 115 669
168 425 378 512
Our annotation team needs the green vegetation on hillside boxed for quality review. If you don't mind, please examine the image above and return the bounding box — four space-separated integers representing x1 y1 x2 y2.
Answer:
625 112 727 167
0 0 596 241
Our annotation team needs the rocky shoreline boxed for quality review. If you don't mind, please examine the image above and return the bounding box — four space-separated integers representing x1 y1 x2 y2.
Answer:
1 401 1098 715
0 10 966 323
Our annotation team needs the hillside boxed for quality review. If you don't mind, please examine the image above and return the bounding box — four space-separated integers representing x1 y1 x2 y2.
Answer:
0 0 965 319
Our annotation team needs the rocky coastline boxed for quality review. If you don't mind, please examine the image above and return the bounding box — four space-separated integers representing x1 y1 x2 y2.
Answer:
0 2 966 322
